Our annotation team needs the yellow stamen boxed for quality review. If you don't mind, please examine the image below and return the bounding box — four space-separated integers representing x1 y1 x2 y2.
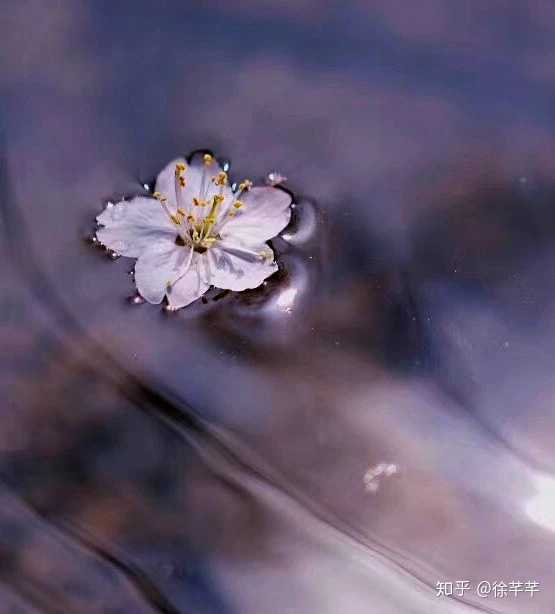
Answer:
233 200 244 209
193 197 207 207
153 191 167 203
239 179 253 192
201 194 225 239
203 153 214 166
214 171 228 186
174 163 187 188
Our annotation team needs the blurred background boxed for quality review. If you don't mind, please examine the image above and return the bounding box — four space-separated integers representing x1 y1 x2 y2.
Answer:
2 1 555 612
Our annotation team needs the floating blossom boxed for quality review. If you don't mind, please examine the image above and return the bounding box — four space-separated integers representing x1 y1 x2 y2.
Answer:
96 153 292 310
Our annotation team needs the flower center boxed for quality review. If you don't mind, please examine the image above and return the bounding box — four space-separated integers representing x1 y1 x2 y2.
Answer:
153 157 252 254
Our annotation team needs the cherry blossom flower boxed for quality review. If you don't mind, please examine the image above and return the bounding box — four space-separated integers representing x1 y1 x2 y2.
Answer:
96 153 292 310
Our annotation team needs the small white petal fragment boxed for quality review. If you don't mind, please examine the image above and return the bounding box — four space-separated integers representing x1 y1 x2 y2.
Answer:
363 463 399 494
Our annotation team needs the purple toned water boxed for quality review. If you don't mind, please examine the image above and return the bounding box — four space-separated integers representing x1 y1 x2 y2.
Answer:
2 2 555 612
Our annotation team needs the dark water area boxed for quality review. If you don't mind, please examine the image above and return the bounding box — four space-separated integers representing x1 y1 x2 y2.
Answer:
3 1 555 612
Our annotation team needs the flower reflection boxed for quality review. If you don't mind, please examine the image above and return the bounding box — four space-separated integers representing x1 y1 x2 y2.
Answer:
275 287 299 314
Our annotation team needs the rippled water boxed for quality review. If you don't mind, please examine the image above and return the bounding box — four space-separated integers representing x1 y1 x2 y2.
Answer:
3 2 555 613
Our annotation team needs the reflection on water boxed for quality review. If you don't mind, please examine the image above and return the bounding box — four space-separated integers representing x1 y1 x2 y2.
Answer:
525 474 555 533
3 1 555 612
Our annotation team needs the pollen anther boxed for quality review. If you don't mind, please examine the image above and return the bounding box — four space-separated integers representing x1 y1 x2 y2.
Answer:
214 171 228 186
239 179 253 192
153 192 168 204
203 153 214 166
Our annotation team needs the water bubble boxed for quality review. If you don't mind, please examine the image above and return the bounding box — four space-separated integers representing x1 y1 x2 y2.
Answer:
128 294 145 305
143 182 151 192
84 233 100 246
222 160 231 172
107 250 121 261
266 171 287 186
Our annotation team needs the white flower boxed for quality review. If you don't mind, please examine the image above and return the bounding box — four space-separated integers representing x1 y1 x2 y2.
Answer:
96 153 292 310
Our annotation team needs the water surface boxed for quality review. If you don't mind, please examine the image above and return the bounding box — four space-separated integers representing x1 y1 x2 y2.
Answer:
2 2 555 612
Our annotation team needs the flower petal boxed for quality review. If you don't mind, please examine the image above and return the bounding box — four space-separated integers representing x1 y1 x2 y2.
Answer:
96 197 175 258
207 239 278 292
166 254 210 309
219 187 292 243
134 242 190 304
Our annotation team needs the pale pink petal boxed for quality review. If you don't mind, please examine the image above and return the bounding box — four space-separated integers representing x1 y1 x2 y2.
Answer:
154 157 185 210
134 242 190 304
96 197 175 258
207 239 278 292
219 186 292 243
166 254 210 309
